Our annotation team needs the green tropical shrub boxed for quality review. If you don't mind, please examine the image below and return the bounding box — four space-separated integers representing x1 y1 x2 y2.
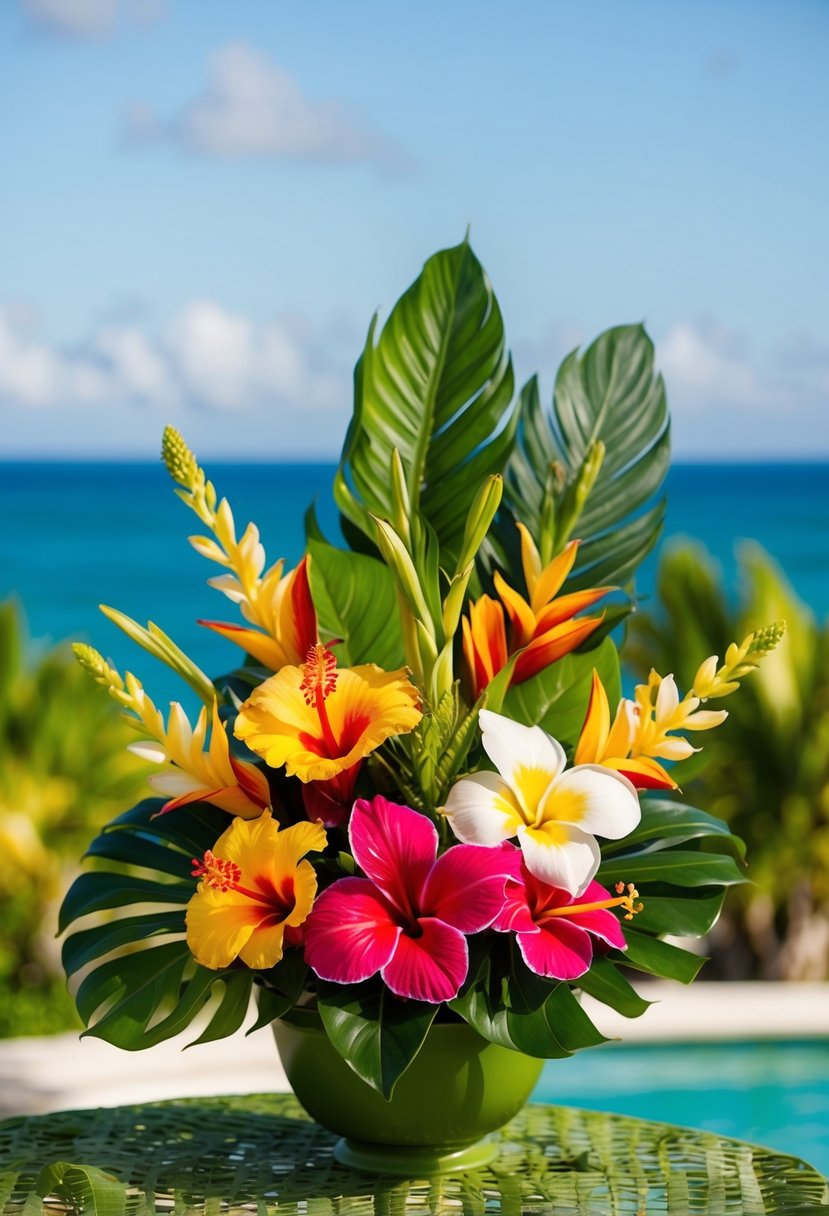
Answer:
0 601 149 1035
627 541 829 979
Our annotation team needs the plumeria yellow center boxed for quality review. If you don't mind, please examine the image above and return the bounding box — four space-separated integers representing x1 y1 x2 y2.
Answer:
539 882 644 924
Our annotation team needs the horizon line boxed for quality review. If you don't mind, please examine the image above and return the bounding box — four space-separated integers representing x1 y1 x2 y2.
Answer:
1 454 829 467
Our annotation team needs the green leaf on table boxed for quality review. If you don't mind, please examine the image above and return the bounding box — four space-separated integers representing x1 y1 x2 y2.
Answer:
317 979 438 1099
334 236 516 564
502 324 669 589
307 538 404 669
36 1162 133 1216
502 637 620 750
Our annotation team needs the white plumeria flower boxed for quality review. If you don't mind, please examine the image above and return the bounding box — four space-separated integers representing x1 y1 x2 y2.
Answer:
444 709 641 897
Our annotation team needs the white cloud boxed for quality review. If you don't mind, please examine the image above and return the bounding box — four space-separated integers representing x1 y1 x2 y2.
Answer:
659 320 766 411
3 305 826 458
0 300 347 420
128 41 400 168
21 0 163 38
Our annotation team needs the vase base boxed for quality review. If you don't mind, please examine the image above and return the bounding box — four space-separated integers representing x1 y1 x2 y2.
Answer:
333 1133 499 1176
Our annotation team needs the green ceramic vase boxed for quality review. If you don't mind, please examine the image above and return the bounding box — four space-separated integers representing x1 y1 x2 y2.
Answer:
271 1006 543 1175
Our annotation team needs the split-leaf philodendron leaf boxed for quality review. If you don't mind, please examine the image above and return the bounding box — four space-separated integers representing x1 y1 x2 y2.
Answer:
334 236 516 566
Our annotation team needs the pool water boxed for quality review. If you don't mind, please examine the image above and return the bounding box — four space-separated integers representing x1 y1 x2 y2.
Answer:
533 1039 829 1175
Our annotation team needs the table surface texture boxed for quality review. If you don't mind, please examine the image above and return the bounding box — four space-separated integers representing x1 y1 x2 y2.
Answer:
1 1093 827 1215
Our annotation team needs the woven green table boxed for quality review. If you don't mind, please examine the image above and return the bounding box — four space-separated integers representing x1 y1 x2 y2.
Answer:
1 1093 827 1215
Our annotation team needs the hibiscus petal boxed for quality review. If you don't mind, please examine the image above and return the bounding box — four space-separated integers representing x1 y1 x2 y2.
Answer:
382 918 469 1003
492 879 537 934
548 879 628 949
186 888 259 970
238 921 287 970
544 764 640 840
303 877 400 984
349 796 437 914
517 919 594 980
422 843 520 933
517 822 600 896
444 771 521 846
564 907 627 950
479 710 567 788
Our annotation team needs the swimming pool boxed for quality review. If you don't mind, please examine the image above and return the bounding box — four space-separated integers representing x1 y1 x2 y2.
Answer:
533 1039 829 1175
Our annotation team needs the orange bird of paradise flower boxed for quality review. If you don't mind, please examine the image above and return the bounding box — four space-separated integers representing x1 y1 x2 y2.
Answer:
463 523 608 700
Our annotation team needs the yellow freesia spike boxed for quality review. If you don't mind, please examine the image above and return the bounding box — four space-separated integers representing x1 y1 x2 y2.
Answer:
161 426 317 670
72 647 270 819
692 621 788 701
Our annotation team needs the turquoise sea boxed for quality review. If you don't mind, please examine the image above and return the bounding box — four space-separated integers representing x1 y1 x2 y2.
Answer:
3 461 828 707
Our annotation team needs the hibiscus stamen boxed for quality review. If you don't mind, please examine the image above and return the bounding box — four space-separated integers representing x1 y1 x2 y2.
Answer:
191 849 272 905
299 643 340 756
541 881 644 923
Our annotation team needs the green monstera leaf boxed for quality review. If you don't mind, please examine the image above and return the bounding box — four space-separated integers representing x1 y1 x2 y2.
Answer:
499 324 670 591
334 236 516 565
59 798 254 1050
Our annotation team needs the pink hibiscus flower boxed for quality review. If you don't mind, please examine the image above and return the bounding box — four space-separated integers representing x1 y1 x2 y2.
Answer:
494 861 637 980
304 795 519 1003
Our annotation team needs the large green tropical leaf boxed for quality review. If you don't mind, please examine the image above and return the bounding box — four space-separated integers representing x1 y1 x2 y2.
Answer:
58 797 257 1050
334 237 516 563
598 849 745 889
502 324 669 589
450 938 608 1056
307 538 404 669
576 957 651 1017
601 798 746 860
502 636 620 751
633 886 728 937
75 939 252 1050
617 929 706 984
317 979 438 1099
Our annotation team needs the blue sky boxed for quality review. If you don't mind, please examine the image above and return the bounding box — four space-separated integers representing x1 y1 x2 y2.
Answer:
1 0 827 458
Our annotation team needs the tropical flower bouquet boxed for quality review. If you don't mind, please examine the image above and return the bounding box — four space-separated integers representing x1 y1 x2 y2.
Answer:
61 239 783 1174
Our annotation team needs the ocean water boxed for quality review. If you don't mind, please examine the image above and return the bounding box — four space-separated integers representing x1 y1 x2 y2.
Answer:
3 461 828 707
